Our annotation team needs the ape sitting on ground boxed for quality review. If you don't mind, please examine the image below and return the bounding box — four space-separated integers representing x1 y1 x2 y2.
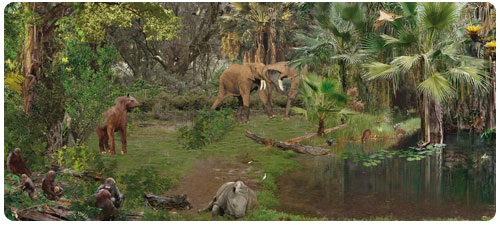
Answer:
95 189 118 221
96 93 140 155
7 148 32 176
21 174 35 199
96 177 124 208
42 170 64 200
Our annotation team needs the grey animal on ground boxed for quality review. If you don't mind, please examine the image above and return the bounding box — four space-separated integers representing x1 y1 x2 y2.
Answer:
198 181 257 220
96 178 124 208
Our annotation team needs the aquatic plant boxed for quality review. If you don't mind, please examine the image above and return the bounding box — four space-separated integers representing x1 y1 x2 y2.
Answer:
342 144 446 167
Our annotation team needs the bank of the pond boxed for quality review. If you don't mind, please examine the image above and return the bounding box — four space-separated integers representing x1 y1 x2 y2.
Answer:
85 112 422 220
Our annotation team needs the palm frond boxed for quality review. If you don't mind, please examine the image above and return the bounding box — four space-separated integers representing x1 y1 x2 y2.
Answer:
330 53 365 65
361 35 386 54
391 55 421 72
400 2 417 17
447 66 490 94
362 62 397 80
417 72 455 102
421 2 459 32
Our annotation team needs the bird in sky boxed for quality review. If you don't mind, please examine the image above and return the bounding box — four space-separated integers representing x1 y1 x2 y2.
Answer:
374 10 403 28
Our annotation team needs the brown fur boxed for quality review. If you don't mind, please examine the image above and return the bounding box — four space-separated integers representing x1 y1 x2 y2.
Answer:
265 62 308 120
95 189 118 221
7 148 32 176
361 129 371 143
97 93 140 155
42 170 63 200
396 128 407 135
21 174 35 199
211 63 274 123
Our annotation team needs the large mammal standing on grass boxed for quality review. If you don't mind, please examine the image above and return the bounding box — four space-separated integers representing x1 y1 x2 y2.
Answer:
96 93 140 155
265 61 308 120
199 181 257 220
6 148 32 176
211 63 275 123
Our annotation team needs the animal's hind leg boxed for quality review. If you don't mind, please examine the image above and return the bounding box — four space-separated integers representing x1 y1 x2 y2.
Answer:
97 126 107 154
211 86 228 110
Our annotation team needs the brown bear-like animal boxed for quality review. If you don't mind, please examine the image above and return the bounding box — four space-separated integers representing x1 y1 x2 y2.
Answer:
7 148 32 176
97 93 140 155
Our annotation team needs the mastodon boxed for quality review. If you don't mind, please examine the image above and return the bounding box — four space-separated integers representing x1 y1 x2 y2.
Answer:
198 181 257 220
265 61 308 120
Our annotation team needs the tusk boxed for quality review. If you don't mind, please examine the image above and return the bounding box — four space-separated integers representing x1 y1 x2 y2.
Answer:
260 80 267 90
278 79 284 91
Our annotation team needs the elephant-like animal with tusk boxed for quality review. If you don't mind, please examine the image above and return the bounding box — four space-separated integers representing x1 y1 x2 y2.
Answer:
198 181 257 220
211 63 275 123
265 61 308 120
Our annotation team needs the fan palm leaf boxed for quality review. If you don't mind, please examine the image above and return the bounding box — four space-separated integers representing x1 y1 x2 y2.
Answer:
417 72 455 102
362 62 397 80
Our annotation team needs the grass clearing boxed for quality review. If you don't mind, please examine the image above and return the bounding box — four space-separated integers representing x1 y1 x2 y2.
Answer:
84 111 420 220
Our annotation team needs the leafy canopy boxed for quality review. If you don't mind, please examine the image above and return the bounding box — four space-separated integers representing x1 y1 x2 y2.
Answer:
77 3 181 42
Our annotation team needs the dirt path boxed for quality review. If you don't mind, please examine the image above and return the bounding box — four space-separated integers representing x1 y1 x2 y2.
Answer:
165 157 263 213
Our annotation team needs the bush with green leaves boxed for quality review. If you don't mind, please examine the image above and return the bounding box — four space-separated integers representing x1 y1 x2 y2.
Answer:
119 166 174 207
54 144 117 178
3 89 47 170
177 109 236 149
55 16 121 144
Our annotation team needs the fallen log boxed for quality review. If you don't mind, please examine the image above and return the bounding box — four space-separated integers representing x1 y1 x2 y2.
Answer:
52 167 105 181
285 123 347 144
16 205 73 221
244 131 331 156
126 212 144 221
144 194 192 210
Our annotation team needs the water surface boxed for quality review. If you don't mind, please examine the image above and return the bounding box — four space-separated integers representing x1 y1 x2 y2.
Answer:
276 133 495 220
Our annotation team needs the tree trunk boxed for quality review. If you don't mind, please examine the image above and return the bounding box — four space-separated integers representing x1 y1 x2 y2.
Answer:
485 57 496 130
340 61 347 92
317 116 325 136
286 123 347 144
244 131 331 156
20 3 71 112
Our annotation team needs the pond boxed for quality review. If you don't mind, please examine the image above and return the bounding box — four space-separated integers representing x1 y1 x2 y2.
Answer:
276 133 495 220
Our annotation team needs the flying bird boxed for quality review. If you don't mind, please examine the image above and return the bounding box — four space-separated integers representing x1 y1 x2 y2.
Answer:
481 153 489 160
262 173 267 180
374 10 403 28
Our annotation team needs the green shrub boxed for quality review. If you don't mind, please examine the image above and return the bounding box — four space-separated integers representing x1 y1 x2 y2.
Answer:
54 144 114 176
3 89 47 170
177 109 236 149
119 166 174 207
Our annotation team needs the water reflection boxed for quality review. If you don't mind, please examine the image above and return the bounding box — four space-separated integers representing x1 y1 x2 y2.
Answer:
276 133 495 220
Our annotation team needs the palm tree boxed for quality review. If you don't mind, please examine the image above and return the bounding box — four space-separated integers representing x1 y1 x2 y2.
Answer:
293 73 347 135
363 2 490 144
291 2 368 92
219 2 298 64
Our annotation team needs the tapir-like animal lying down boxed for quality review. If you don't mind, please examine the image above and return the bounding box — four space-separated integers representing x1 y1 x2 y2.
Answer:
199 181 257 219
